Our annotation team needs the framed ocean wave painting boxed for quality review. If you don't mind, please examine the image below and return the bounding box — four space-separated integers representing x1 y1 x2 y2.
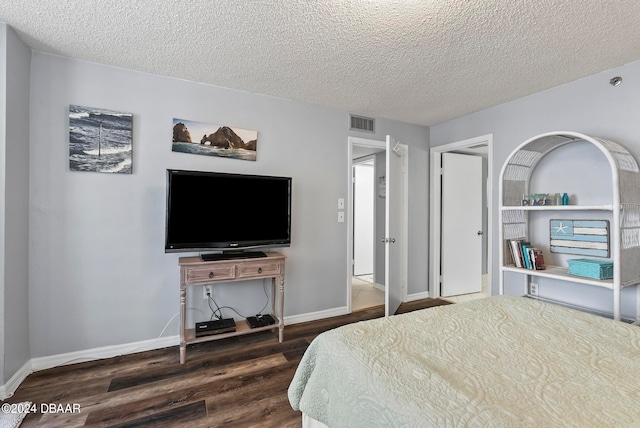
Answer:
172 118 257 161
69 105 133 174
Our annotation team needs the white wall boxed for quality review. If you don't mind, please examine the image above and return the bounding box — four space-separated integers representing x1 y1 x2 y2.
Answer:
0 24 31 385
353 162 374 276
27 52 429 358
431 59 640 318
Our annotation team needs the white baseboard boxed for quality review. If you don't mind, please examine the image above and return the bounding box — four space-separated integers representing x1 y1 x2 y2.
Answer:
0 360 33 400
284 294 438 325
31 335 179 372
0 304 351 399
372 283 385 292
0 335 180 398
0 335 180 399
405 291 431 302
1 304 378 397
284 306 349 325
4 305 348 396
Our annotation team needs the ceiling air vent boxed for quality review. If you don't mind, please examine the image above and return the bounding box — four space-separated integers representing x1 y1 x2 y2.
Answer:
349 114 375 133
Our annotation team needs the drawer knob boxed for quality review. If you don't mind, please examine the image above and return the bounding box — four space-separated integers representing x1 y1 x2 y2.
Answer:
258 267 263 273
209 272 214 278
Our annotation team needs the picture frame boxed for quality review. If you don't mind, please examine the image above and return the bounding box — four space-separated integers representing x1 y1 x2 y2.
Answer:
69 105 133 174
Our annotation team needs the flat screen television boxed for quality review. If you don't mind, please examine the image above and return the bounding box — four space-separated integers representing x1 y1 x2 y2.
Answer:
165 169 291 260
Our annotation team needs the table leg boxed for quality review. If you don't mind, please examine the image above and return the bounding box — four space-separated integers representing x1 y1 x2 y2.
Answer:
180 286 186 364
278 273 285 343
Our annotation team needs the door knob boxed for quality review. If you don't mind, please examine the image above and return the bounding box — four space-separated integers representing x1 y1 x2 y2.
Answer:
477 231 483 235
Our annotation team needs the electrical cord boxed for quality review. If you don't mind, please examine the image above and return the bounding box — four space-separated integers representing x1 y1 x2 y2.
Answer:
129 311 179 352
33 303 223 376
207 283 270 320
207 290 223 320
257 282 270 315
50 308 189 369
127 305 207 353
1 309 185 398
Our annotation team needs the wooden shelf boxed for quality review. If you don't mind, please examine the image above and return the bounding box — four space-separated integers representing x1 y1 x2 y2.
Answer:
185 316 279 343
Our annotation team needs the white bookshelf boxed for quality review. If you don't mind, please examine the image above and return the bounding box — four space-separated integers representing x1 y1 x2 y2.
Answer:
498 131 640 321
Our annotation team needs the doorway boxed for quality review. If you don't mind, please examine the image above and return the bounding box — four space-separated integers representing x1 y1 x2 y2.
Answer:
353 158 375 277
352 153 384 311
429 134 493 301
347 136 408 314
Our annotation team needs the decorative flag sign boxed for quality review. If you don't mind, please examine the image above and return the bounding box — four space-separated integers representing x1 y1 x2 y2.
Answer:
550 219 610 258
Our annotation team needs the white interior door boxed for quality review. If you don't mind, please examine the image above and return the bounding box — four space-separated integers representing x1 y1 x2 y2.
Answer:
385 135 404 316
353 162 374 276
441 152 483 297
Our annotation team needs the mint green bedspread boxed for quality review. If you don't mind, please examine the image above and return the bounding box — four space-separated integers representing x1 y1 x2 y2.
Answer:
288 295 640 427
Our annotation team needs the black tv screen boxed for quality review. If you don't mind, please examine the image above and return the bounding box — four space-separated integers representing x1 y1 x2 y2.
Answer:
165 169 291 254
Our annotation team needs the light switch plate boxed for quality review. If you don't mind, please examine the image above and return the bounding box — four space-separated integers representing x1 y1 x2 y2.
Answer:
338 198 344 209
338 211 344 222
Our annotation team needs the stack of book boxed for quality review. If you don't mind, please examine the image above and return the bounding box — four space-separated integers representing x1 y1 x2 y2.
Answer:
507 239 545 270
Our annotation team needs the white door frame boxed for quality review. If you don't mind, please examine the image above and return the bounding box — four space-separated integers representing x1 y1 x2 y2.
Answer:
429 134 493 298
347 136 408 313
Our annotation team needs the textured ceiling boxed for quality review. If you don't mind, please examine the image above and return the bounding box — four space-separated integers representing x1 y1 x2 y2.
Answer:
2 0 640 126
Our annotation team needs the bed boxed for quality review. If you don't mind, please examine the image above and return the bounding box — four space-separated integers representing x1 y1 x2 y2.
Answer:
288 295 640 427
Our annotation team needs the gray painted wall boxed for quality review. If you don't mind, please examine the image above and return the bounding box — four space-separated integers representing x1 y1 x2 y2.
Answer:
1 24 31 383
431 58 640 318
27 52 429 358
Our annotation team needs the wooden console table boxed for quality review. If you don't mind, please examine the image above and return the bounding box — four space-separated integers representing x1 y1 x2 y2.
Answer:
178 252 286 364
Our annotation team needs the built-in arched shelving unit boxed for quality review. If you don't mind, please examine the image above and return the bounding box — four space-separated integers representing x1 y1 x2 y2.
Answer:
498 131 640 321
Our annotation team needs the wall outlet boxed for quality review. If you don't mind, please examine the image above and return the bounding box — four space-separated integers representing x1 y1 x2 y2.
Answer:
203 285 213 299
528 282 538 296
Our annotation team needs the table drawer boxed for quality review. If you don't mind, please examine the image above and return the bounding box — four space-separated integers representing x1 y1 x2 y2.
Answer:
186 265 235 283
237 261 281 278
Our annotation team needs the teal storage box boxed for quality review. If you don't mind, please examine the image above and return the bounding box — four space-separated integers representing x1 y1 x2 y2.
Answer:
567 258 613 280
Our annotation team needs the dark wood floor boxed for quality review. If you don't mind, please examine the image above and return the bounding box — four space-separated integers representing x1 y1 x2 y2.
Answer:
6 298 451 427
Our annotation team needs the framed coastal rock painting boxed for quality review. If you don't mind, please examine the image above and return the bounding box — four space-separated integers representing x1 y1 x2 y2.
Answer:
172 118 257 161
69 105 133 174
